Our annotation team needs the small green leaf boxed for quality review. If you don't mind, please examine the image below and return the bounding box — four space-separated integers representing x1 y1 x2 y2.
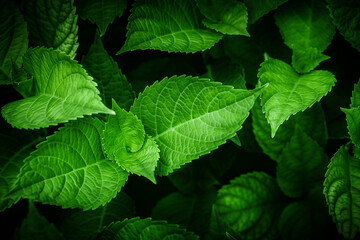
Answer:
118 0 222 54
103 100 160 183
244 0 288 24
11 62 34 98
1 47 114 129
324 143 360 239
350 80 360 108
131 75 264 175
258 57 336 137
196 0 249 36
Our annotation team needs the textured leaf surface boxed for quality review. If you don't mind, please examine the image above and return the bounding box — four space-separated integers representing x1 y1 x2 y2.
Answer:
275 0 335 73
277 126 328 198
196 0 249 36
77 0 127 36
1 47 114 129
103 100 160 183
15 118 129 210
215 172 285 239
244 0 288 24
82 32 134 109
118 0 222 54
131 75 264 175
327 0 360 52
324 143 360 239
23 0 78 58
258 57 336 137
0 0 28 84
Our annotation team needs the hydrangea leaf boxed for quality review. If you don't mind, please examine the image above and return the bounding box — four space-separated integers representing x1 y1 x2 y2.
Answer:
118 0 222 54
23 0 78 58
77 0 127 37
11 62 34 98
60 192 135 240
324 143 360 239
244 0 288 24
103 100 160 183
258 57 336 137
196 0 249 36
215 172 285 239
13 117 129 210
15 201 64 240
276 126 329 198
82 32 134 110
274 0 335 73
0 0 28 84
327 0 360 52
1 47 114 129
131 75 265 175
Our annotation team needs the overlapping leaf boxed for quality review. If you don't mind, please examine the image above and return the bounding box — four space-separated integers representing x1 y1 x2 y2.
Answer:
131 75 264 175
1 47 114 129
244 0 288 24
118 0 222 54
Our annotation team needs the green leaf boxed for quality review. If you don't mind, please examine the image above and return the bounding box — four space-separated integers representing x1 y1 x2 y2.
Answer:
0 0 28 84
324 143 360 239
77 0 127 37
327 0 360 52
60 192 135 240
258 57 336 137
103 100 160 183
14 117 129 210
15 201 64 240
276 126 329 198
350 80 360 109
244 0 288 24
82 32 134 110
131 75 264 175
274 0 335 73
215 172 285 239
1 47 114 129
118 0 222 54
11 62 34 98
23 0 78 58
196 0 249 36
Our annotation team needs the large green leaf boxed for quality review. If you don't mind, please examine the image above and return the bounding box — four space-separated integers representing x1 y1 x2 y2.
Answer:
275 0 335 73
258 57 336 137
196 0 249 36
0 0 28 84
276 126 328 198
327 0 360 52
1 47 114 129
215 172 285 240
244 0 288 24
118 0 222 54
131 75 264 175
23 0 78 58
12 118 129 210
77 0 127 37
324 143 360 239
103 100 160 183
82 32 134 110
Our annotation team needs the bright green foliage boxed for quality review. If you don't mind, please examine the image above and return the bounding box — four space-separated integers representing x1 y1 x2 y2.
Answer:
324 143 360 239
244 0 288 24
276 126 328 198
252 101 327 161
118 0 222 54
327 0 360 52
60 193 135 240
15 118 129 210
196 0 249 36
275 0 335 73
1 47 114 129
131 75 264 175
0 0 28 84
215 172 285 239
77 0 127 36
15 201 64 240
23 0 78 59
258 57 336 137
103 100 160 183
82 32 134 110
